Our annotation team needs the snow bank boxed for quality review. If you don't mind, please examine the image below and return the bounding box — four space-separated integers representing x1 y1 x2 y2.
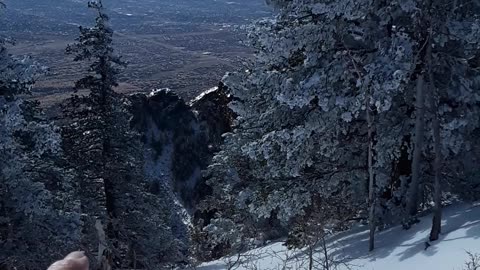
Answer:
199 203 480 270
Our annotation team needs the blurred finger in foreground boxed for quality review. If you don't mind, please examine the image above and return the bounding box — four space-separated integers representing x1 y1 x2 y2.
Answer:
47 251 89 270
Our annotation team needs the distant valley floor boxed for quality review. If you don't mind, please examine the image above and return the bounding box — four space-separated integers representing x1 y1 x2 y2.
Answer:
0 0 270 105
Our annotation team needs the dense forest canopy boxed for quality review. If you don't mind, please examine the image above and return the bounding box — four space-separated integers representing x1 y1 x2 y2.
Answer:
195 0 480 259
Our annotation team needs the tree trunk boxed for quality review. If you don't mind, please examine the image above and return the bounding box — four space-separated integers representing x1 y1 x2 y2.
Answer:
308 244 314 270
407 75 426 217
367 98 376 251
427 38 442 242
429 94 442 241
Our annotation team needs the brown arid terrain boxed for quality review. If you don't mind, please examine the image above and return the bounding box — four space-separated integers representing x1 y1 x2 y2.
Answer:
0 0 270 106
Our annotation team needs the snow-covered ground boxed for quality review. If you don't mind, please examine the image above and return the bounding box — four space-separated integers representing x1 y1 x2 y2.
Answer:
199 203 480 270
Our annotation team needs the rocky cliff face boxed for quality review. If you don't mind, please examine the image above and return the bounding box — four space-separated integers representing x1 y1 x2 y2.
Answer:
129 83 233 210
39 85 233 268
7 85 234 268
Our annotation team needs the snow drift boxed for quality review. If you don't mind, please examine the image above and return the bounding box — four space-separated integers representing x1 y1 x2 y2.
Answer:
199 203 480 270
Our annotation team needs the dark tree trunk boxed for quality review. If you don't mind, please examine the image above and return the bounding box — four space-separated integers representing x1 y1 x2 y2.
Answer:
367 97 376 251
429 100 442 241
407 75 426 217
427 36 442 242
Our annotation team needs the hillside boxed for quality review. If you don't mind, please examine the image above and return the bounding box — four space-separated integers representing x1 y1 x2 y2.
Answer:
200 203 480 270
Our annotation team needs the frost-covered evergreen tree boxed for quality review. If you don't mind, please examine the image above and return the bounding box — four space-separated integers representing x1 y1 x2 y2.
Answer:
196 0 480 256
0 40 36 99
65 0 125 105
0 8 81 268
63 1 183 268
420 0 480 239
0 100 81 270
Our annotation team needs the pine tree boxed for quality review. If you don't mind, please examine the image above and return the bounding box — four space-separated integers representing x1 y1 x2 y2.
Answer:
64 1 181 268
1 6 81 268
65 0 126 108
196 0 480 255
0 41 37 99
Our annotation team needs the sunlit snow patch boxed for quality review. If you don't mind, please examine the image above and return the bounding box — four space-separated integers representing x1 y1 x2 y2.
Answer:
189 86 218 106
198 203 480 270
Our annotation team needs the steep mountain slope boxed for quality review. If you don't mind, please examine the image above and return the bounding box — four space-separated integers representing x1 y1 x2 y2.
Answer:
200 203 480 270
